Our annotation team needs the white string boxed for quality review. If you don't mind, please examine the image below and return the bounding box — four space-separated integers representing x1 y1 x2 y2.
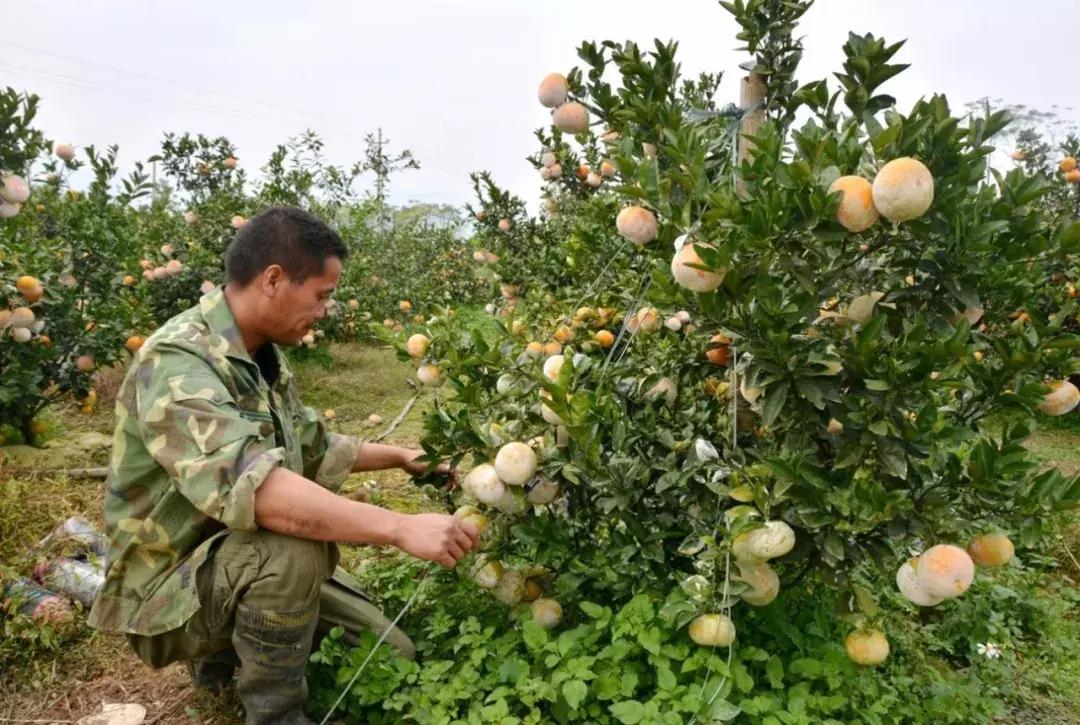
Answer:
318 567 431 725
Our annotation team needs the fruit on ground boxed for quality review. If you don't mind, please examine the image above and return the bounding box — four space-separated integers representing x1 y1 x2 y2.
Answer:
76 355 96 372
526 477 560 505
688 614 735 647
472 559 504 589
406 333 430 358
416 364 440 385
828 175 879 232
736 560 780 606
845 629 889 666
706 334 733 366
301 332 316 346
531 598 563 629
731 520 796 562
671 243 725 292
895 557 943 607
616 206 658 245
552 102 590 134
125 335 145 353
871 157 934 222
1061 156 1078 173
537 73 569 108
595 330 615 348
542 354 565 382
915 544 975 599
0 174 30 204
968 533 1015 568
367 413 383 425
494 441 538 486
465 464 505 506
493 569 526 605
1039 380 1080 416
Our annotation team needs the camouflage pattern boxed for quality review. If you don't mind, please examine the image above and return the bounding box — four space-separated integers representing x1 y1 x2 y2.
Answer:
89 288 361 636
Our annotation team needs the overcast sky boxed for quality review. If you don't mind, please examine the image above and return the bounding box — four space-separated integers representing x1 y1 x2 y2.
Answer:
3 1 1077 213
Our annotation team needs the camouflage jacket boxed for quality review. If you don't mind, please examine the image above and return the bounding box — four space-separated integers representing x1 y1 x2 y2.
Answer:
88 288 361 636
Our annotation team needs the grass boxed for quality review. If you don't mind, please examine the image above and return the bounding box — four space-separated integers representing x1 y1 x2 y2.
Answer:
2 341 1080 723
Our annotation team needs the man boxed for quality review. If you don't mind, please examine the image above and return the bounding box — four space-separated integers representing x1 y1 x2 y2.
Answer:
89 207 479 724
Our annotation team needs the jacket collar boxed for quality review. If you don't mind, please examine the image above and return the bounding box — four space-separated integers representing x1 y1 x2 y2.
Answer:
199 287 255 365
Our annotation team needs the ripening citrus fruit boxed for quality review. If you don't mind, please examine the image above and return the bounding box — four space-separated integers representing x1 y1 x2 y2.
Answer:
736 560 780 607
416 364 440 385
16 276 43 303
689 614 735 647
671 243 725 292
644 377 678 407
122 275 136 286
465 463 504 505
543 341 562 357
845 629 889 666
968 533 1015 567
125 335 145 353
76 355 96 373
871 157 934 222
231 215 247 229
30 420 48 436
574 165 590 181
828 175 879 232
595 329 615 348
453 505 489 538
0 201 21 218
531 598 563 629
915 544 974 600
600 160 616 178
0 174 30 204
494 441 538 486
399 300 412 312
540 151 557 168
406 333 429 358
542 354 565 382
472 559 504 589
223 156 238 169
731 520 796 562
553 325 574 344
1061 156 1078 173
552 102 590 134
165 259 183 275
7 307 32 328
616 206 658 245
494 569 526 605
525 341 544 359
526 477 560 505
627 307 661 335
1039 380 1080 416
1066 169 1080 184
895 557 943 607
706 334 733 366
537 73 569 108
55 143 76 162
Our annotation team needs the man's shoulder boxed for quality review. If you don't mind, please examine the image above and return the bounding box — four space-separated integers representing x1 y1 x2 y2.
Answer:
130 305 223 380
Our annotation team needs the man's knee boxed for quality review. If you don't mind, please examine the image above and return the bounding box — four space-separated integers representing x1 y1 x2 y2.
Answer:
222 529 334 609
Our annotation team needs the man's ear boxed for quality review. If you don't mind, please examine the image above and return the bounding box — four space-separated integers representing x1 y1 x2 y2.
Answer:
260 265 285 298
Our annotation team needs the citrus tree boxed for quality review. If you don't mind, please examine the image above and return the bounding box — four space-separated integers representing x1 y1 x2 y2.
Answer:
372 1 1080 719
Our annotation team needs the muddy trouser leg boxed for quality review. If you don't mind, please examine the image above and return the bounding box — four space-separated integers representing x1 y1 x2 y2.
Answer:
129 529 335 725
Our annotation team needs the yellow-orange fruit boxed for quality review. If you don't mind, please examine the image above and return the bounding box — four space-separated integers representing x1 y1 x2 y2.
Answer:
1040 380 1080 416
16 276 43 303
689 614 735 647
552 102 590 134
553 325 574 344
706 334 733 366
122 275 136 286
595 330 615 348
537 73 570 108
871 157 934 222
671 243 725 292
828 176 879 232
968 533 1015 568
125 335 145 353
525 341 544 359
915 544 974 600
616 206 658 245
1066 169 1080 184
543 341 562 357
845 629 889 666
1061 156 1077 173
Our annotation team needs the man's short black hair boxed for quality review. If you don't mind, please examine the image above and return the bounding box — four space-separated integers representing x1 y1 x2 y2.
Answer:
225 207 348 286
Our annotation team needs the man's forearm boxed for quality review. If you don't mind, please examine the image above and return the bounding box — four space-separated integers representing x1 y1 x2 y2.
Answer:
351 441 412 472
253 466 404 544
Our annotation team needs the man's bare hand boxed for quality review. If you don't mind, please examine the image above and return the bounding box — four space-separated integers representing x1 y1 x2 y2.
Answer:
394 513 480 569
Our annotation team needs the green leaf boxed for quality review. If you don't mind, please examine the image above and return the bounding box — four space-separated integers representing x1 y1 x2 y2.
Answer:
708 698 742 722
610 700 645 724
563 680 589 710
761 382 790 427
